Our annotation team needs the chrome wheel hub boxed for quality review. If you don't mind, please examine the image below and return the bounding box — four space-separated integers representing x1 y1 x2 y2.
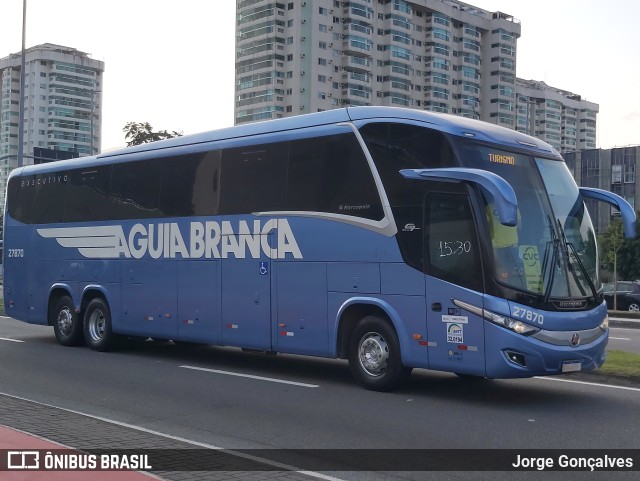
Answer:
87 309 106 342
56 308 73 335
358 332 389 377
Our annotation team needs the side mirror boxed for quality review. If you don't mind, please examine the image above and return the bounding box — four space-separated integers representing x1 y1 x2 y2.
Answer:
400 167 517 226
579 187 636 238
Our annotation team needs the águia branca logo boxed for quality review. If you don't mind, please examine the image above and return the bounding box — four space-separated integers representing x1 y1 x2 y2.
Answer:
37 219 302 260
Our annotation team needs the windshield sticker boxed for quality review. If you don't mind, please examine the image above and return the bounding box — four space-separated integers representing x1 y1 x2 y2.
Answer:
519 245 542 292
446 323 464 343
488 153 516 165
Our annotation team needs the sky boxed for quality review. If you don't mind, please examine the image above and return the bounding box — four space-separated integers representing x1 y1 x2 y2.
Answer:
1 0 639 152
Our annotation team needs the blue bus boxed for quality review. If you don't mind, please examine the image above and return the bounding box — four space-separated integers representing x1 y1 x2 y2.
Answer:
3 107 635 391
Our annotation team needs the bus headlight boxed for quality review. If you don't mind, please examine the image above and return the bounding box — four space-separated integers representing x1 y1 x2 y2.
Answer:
599 315 609 332
482 309 540 336
453 299 540 336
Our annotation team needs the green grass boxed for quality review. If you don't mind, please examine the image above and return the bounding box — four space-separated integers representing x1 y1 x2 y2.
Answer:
600 350 640 378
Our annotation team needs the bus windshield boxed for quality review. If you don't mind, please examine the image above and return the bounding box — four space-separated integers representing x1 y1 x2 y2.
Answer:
456 143 599 299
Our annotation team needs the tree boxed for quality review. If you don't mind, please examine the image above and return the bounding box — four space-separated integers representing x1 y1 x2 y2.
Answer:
616 214 640 280
600 217 625 310
618 240 640 280
123 122 182 147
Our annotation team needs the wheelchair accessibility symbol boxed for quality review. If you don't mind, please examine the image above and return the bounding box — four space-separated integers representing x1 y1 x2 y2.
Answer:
259 262 268 275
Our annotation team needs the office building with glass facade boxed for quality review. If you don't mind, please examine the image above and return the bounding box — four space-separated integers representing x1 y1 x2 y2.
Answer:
565 146 639 234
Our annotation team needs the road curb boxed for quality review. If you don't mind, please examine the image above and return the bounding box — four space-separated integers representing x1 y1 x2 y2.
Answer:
609 318 640 329
609 319 640 329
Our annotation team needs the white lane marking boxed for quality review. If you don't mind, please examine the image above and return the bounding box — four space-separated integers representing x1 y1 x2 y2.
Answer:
0 337 25 343
0 391 343 481
535 376 640 392
180 365 319 388
609 337 631 341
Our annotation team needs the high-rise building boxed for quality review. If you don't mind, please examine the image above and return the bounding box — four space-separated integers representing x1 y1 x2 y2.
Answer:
235 0 522 125
516 79 598 153
0 43 104 206
234 0 598 153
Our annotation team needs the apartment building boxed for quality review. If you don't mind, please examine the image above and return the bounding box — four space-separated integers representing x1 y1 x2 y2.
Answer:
516 79 598 153
0 43 104 206
235 0 598 153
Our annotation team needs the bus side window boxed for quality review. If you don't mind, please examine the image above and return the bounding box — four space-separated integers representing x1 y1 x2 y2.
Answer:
425 192 483 292
359 122 456 207
160 151 221 217
32 175 65 224
110 159 162 219
287 136 331 212
191 150 221 216
286 133 384 220
64 166 112 223
7 177 34 224
219 142 288 215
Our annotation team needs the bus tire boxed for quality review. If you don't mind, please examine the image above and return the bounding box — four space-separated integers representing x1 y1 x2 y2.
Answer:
52 295 83 346
348 316 411 392
83 298 115 352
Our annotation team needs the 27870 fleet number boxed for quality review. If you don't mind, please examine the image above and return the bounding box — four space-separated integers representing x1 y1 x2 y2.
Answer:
512 306 544 325
7 248 24 258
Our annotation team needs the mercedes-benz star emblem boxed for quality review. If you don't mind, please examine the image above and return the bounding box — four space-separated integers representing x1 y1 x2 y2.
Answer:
570 333 580 347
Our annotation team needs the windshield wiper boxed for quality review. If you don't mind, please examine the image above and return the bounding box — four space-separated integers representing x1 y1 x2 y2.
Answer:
554 218 574 298
543 215 559 303
543 216 597 304
566 241 598 302
555 217 598 302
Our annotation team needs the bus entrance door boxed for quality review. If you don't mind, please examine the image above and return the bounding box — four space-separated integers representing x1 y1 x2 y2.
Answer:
424 191 486 377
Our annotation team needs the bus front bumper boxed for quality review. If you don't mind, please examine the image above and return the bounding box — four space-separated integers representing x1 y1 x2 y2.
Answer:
483 321 608 379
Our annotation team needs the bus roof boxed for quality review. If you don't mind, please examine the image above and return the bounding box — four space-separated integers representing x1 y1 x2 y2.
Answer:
13 106 562 178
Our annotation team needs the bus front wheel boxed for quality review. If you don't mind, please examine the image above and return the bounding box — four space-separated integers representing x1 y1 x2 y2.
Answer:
348 316 411 392
52 295 83 346
83 298 115 352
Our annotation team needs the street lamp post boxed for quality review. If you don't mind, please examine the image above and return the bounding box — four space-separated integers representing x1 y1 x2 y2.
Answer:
17 0 27 168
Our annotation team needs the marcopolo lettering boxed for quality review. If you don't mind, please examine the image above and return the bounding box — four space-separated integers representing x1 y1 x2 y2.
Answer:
37 219 303 260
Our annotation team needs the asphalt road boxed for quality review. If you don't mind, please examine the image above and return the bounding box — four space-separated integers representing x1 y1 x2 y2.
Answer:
1 316 639 481
608 325 640 354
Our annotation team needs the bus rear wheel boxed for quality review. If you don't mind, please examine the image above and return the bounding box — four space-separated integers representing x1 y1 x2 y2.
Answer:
348 316 411 392
83 298 116 352
52 295 83 346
